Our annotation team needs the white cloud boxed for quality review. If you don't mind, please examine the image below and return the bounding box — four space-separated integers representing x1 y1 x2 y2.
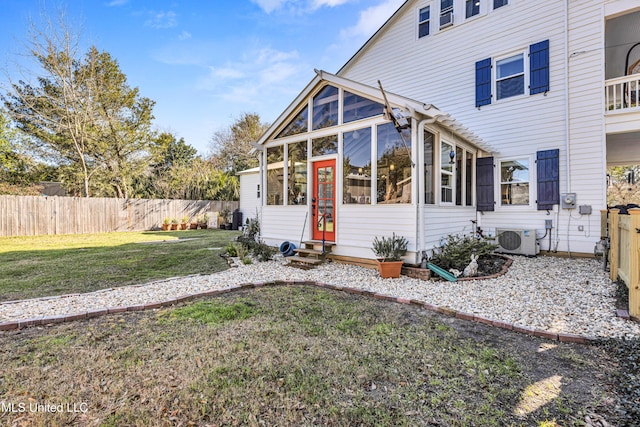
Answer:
197 46 306 108
106 0 128 6
251 0 355 14
145 11 178 29
340 0 405 39
178 31 192 40
251 0 288 14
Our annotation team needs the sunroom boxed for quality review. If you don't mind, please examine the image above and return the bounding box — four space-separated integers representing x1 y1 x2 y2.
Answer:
254 70 494 264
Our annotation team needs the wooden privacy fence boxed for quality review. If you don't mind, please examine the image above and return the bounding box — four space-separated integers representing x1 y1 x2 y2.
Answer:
606 208 640 319
0 195 238 237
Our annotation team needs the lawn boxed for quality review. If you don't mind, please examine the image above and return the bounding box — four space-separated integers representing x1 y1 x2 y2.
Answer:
0 230 239 302
0 285 626 426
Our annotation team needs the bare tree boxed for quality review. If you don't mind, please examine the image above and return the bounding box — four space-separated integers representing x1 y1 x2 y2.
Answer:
3 13 98 197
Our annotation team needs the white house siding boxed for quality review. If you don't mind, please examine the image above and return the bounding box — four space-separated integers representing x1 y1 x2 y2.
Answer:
335 205 418 260
339 0 608 254
261 206 308 249
239 170 261 224
423 205 477 253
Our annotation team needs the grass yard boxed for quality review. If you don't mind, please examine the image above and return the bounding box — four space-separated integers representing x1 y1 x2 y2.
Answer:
0 285 627 426
0 230 239 302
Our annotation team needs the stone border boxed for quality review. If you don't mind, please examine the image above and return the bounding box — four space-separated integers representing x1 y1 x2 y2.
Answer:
0 279 596 344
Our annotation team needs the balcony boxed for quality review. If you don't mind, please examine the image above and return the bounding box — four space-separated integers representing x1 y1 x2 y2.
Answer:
605 74 640 112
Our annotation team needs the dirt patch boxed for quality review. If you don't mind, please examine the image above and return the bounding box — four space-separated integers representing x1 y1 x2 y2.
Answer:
0 286 628 426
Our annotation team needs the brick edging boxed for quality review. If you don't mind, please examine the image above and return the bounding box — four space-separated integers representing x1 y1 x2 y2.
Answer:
0 280 600 343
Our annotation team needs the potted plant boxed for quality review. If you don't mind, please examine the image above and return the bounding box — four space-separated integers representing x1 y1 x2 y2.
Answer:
219 209 230 229
181 215 189 230
170 218 179 230
199 213 210 229
162 217 171 231
190 218 199 230
371 233 408 278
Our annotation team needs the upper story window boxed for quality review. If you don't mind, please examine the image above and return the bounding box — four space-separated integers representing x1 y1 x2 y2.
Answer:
465 0 480 18
496 53 525 100
418 6 430 38
440 0 454 29
475 40 549 107
493 0 508 9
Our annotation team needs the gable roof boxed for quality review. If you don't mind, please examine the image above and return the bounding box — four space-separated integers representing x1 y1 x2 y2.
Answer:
255 69 494 153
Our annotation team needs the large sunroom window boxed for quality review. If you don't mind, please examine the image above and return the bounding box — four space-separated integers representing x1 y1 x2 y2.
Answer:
312 135 338 157
424 130 435 204
312 85 339 130
441 141 453 203
377 123 412 204
288 141 307 205
277 107 308 138
343 128 372 204
266 146 284 205
343 91 384 123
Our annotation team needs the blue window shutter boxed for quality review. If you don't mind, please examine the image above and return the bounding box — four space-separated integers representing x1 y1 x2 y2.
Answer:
536 149 559 210
476 157 494 211
475 58 492 107
529 39 549 95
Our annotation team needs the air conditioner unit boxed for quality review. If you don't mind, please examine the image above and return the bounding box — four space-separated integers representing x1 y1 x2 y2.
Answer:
495 228 539 256
440 10 453 28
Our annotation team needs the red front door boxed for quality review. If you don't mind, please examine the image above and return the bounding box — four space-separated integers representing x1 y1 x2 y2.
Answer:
312 159 336 241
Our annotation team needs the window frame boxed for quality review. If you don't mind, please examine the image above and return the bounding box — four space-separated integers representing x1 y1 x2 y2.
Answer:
493 0 509 10
439 0 454 29
494 50 528 102
465 0 480 19
418 5 431 38
498 156 533 208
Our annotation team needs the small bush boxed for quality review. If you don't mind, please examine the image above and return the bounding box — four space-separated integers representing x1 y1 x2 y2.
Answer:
224 242 237 257
429 234 498 271
252 241 277 262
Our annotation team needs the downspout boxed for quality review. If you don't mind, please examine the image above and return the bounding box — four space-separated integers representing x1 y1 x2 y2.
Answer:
558 0 570 252
416 114 445 265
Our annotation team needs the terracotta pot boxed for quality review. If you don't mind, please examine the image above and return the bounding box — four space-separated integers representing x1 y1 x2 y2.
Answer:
162 224 170 231
171 224 179 230
181 223 188 230
377 260 404 279
190 223 199 230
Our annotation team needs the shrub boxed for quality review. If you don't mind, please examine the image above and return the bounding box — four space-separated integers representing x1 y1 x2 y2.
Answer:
429 234 497 271
224 242 237 257
251 241 277 262
371 233 408 261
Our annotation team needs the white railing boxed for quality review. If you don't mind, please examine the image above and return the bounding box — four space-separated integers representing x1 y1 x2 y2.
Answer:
605 74 640 112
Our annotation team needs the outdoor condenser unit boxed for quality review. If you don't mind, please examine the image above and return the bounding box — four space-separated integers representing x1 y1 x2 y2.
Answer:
495 228 539 256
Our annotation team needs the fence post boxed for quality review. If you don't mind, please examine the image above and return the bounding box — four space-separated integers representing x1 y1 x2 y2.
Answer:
628 209 640 319
609 209 620 282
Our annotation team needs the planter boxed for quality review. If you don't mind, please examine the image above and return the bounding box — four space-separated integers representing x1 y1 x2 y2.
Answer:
190 223 199 230
180 223 188 230
200 223 208 229
377 260 404 279
161 224 170 231
170 224 179 230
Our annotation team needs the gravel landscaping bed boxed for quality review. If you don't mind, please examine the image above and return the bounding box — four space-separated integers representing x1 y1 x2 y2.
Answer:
1 255 638 340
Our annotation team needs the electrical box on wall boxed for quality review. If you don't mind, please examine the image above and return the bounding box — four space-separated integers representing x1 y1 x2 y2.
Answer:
561 193 577 209
578 205 592 215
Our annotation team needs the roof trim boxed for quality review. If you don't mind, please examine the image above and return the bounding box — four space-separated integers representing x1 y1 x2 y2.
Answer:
254 69 494 154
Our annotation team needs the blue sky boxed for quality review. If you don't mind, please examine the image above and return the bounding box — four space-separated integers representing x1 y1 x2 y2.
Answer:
0 0 405 155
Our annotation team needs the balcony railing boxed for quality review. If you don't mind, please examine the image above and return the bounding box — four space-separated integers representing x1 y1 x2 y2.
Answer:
605 74 640 112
